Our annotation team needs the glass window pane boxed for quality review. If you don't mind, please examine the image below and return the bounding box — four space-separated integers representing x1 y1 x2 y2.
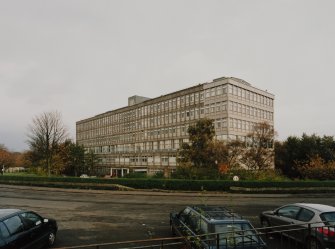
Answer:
4 216 24 235
0 222 10 238
297 209 314 222
277 206 301 219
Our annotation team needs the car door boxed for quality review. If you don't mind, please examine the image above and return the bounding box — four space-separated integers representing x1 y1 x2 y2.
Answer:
20 212 46 249
269 205 301 239
2 215 31 249
295 208 315 243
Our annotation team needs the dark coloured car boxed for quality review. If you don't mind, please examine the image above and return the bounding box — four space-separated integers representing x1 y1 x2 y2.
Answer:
260 203 335 249
0 209 58 249
170 206 267 249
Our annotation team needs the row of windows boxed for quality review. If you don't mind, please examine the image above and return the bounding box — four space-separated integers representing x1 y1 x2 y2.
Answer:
78 109 201 135
81 117 266 148
99 156 177 165
77 91 204 131
203 84 273 106
229 118 273 132
204 85 228 98
78 113 273 144
78 123 193 142
78 107 272 141
91 139 189 154
229 101 274 120
77 83 273 132
78 103 273 137
228 84 273 106
204 101 227 114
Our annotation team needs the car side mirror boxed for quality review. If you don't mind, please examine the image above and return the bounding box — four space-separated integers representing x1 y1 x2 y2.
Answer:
43 218 49 223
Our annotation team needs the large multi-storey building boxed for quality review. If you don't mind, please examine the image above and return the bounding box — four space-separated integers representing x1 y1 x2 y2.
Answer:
76 77 274 176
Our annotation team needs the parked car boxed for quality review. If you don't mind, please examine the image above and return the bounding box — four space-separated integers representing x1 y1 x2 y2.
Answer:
260 203 335 249
170 206 267 249
0 209 58 249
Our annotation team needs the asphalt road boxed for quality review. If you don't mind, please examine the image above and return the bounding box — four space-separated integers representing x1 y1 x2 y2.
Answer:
0 184 334 248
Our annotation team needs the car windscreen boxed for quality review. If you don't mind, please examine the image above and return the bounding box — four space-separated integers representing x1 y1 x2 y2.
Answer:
320 212 335 226
215 222 261 246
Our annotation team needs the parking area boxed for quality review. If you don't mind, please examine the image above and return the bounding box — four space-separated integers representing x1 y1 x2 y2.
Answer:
0 184 335 248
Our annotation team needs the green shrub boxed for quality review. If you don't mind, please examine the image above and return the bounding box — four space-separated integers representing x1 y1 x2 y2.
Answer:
124 172 147 178
1 174 335 192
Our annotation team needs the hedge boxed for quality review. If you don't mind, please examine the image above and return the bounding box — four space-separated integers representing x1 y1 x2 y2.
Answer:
1 175 335 192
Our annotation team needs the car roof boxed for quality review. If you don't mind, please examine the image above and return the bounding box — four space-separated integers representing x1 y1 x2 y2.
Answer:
0 209 22 220
294 203 335 213
190 206 247 222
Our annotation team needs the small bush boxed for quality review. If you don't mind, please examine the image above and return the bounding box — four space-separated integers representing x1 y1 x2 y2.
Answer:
124 172 147 178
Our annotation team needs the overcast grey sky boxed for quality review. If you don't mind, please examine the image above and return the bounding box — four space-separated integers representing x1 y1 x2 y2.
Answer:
1 0 334 152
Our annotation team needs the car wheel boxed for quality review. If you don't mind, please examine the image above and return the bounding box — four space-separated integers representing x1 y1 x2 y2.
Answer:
48 230 56 247
308 237 322 249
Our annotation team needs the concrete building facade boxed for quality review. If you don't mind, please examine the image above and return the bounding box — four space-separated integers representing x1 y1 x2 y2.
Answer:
76 77 274 176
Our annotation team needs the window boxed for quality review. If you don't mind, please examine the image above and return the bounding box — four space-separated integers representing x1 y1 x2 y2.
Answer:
0 222 9 238
242 105 246 114
210 104 215 113
234 119 238 129
216 222 259 246
320 212 335 226
216 103 221 112
238 87 242 97
195 93 199 102
216 120 221 129
297 208 314 222
222 118 227 127
21 212 42 229
233 102 238 112
211 88 216 97
277 206 301 219
3 216 24 235
233 86 238 95
238 103 242 113
222 102 227 111
228 85 233 94
217 86 223 95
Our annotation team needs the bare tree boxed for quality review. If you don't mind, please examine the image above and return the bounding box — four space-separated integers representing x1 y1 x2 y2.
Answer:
226 140 245 169
243 122 276 170
27 111 68 176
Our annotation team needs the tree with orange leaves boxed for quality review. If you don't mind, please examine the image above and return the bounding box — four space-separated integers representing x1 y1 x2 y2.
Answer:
0 144 14 174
